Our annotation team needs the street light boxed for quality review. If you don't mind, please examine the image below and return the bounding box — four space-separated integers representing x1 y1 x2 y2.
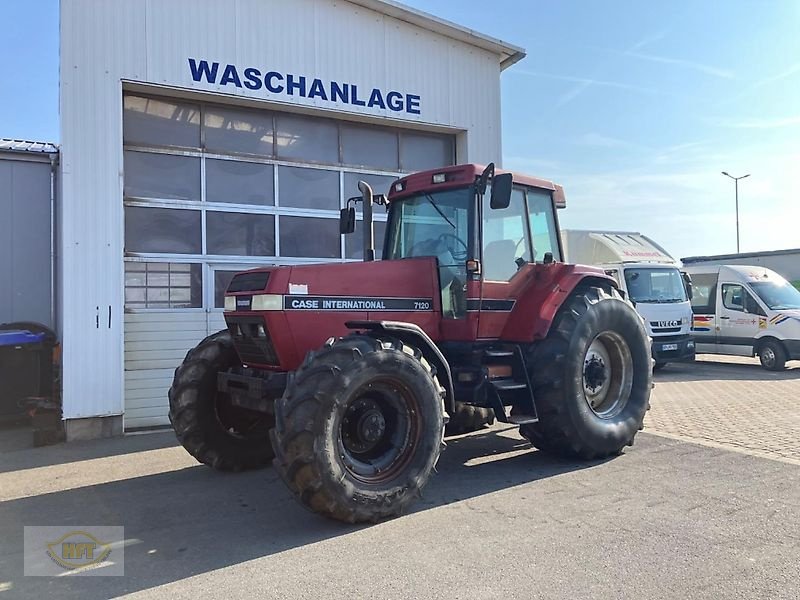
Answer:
721 171 750 253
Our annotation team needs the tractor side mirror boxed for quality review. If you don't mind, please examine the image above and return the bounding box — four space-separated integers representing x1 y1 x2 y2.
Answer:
490 173 513 209
339 207 356 234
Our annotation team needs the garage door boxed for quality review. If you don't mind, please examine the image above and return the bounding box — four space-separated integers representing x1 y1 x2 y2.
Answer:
122 92 456 430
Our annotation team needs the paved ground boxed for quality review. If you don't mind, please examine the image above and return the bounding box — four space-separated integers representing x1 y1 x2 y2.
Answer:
0 355 798 599
647 354 800 464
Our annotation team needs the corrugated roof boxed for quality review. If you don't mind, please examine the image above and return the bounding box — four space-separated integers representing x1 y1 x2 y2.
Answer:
0 139 59 154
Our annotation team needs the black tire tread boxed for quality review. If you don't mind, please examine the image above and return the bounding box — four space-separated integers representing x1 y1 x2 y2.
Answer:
520 286 651 459
169 330 274 472
271 334 445 523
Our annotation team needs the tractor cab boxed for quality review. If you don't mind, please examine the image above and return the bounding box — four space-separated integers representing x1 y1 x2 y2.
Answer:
344 163 567 337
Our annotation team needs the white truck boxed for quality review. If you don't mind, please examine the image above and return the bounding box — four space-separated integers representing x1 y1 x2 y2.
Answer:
562 230 695 370
683 264 800 370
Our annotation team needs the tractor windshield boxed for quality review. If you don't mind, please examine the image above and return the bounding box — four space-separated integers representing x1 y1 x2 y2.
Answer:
386 186 472 317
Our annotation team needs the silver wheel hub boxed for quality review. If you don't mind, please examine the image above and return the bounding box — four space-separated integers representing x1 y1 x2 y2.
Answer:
762 347 775 366
582 332 634 419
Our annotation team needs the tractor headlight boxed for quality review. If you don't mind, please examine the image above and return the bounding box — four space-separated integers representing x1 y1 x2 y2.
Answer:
224 296 236 312
252 294 283 311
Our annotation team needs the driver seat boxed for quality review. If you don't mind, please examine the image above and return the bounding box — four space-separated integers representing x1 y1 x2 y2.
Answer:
483 239 518 281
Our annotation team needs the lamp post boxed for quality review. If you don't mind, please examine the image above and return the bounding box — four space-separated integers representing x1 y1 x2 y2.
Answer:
721 171 750 253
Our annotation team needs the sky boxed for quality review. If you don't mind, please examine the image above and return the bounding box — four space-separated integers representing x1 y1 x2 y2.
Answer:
1 0 798 259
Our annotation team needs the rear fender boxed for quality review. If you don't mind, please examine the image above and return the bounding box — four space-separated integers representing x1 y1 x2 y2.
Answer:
500 264 617 342
345 320 455 416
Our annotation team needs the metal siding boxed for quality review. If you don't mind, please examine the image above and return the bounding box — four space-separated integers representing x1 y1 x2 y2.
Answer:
60 0 504 421
0 158 53 327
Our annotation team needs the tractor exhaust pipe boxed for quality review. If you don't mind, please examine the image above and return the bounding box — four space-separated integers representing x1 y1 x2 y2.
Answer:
358 180 375 262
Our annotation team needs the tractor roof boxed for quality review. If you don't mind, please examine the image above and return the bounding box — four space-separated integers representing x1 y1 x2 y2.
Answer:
388 163 566 208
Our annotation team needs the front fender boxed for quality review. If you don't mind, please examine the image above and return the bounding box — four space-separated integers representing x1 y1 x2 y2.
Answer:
500 263 617 342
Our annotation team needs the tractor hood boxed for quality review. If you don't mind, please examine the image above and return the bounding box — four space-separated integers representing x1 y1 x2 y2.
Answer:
224 258 443 370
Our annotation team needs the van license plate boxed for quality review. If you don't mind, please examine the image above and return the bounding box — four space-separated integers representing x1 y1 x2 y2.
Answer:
662 343 678 351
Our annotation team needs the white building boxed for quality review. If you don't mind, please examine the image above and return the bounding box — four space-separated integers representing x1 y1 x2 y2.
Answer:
57 0 524 438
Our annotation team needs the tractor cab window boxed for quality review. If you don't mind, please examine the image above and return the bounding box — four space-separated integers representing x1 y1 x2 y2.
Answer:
386 187 471 318
481 188 531 281
526 189 561 261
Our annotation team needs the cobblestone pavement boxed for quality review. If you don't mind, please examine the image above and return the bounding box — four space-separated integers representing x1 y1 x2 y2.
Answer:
646 354 800 464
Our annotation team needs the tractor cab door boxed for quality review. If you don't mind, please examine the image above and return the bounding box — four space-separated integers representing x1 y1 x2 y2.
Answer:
477 187 533 338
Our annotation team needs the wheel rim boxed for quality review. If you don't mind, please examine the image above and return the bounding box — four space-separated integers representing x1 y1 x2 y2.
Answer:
582 331 634 419
761 347 775 367
338 378 420 483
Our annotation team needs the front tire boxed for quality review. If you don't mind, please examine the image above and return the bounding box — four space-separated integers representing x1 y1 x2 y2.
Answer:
653 361 668 371
758 339 787 371
169 330 275 471
520 286 652 459
271 335 445 523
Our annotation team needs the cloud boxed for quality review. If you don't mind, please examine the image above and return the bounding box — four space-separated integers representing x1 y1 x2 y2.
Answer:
624 51 736 79
717 115 800 129
752 61 800 89
512 70 657 107
576 132 640 149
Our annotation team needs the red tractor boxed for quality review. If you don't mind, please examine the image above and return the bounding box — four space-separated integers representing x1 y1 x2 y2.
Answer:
169 163 652 523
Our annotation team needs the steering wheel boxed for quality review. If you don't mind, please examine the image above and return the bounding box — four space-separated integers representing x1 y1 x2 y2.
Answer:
439 233 468 261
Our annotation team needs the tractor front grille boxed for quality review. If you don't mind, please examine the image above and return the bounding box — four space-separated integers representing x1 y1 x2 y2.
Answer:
225 316 280 367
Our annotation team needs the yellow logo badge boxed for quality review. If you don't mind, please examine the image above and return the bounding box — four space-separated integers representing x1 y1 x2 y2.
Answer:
46 531 112 570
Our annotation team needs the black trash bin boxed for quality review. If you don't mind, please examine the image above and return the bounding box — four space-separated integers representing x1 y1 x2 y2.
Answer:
0 326 56 421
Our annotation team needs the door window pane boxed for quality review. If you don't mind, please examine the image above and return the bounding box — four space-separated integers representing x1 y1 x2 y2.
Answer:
123 95 201 149
526 189 561 261
206 159 274 205
125 207 201 254
482 189 531 281
344 172 396 213
346 220 387 260
400 132 454 171
124 151 200 201
207 212 275 256
280 216 340 258
203 106 274 156
275 114 338 164
722 284 745 311
341 123 398 170
124 262 202 309
278 166 339 210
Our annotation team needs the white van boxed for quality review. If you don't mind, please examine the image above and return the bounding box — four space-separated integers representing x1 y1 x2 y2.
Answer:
684 264 800 370
562 230 695 370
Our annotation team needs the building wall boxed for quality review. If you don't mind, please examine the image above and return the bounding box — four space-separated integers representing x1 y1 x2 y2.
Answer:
0 154 53 328
683 252 800 287
59 0 507 421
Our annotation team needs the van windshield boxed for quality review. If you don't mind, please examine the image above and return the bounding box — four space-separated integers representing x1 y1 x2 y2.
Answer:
750 280 800 310
624 267 687 303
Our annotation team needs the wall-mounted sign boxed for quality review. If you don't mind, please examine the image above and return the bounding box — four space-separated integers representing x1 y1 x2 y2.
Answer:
189 59 421 115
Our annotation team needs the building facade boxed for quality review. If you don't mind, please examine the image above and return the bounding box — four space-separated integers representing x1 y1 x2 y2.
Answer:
58 0 524 437
682 249 800 288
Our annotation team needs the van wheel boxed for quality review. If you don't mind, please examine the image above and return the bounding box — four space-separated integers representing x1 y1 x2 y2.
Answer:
758 340 786 371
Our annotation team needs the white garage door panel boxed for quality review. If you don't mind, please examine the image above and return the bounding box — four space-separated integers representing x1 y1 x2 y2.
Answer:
125 329 211 343
124 390 173 408
124 312 209 429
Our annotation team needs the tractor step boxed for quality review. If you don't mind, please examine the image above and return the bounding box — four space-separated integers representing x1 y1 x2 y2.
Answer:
491 378 528 391
507 414 538 425
483 349 515 359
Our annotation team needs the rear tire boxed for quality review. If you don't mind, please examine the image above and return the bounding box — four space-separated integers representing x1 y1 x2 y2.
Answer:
271 335 445 523
520 286 652 459
445 402 495 436
169 330 274 471
758 339 787 371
